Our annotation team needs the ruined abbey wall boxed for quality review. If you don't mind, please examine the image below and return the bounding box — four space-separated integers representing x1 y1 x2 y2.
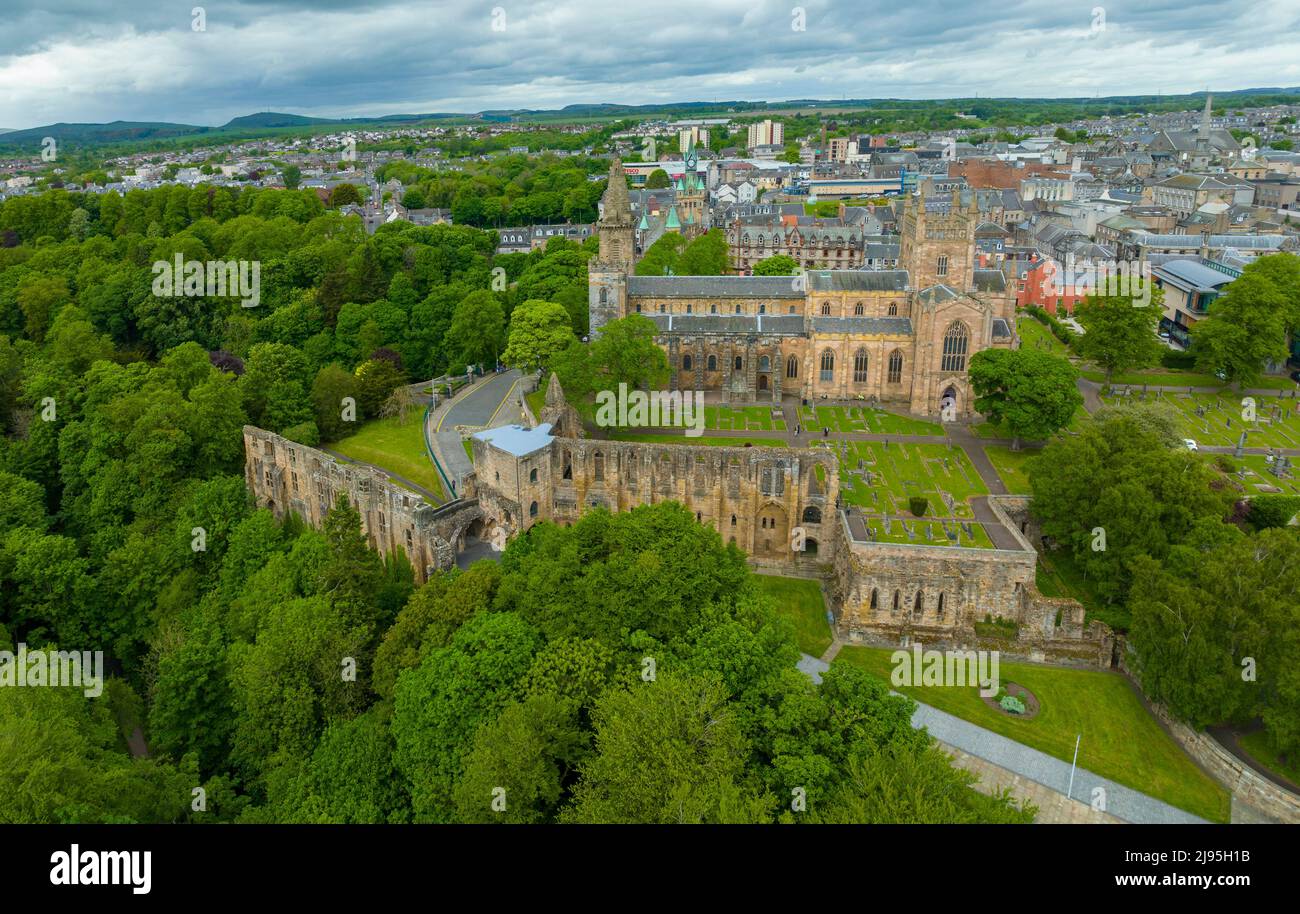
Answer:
242 426 481 583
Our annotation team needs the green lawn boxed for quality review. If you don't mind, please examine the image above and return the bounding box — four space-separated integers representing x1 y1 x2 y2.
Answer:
984 445 1038 495
1083 368 1299 391
1203 453 1300 498
971 405 1088 441
835 646 1231 822
799 404 943 436
1237 730 1300 790
703 405 787 432
607 432 787 448
331 415 446 501
525 388 546 419
756 574 833 656
1100 388 1300 450
1016 315 1071 357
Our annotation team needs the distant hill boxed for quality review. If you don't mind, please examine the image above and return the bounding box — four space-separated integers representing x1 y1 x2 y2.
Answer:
0 120 208 147
221 112 330 130
0 128 14 135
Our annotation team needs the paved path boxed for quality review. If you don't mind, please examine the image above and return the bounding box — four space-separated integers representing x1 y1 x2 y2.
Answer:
424 369 526 496
911 700 1206 823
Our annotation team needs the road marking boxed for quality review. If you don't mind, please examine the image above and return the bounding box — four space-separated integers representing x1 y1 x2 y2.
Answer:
484 378 521 429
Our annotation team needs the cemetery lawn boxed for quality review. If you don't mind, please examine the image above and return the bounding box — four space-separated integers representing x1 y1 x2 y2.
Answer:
984 445 1037 495
835 646 1231 822
1100 389 1300 450
1203 453 1300 498
704 405 787 432
607 431 787 448
331 416 446 501
799 403 943 436
756 574 833 656
1083 368 1298 391
1016 315 1071 357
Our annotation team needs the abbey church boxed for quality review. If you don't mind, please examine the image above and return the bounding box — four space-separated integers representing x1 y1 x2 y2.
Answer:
588 159 1019 417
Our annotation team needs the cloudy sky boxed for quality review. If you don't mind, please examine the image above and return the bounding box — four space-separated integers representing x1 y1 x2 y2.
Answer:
2 0 1299 129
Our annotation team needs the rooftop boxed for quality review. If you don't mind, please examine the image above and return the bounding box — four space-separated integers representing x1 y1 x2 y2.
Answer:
472 423 555 458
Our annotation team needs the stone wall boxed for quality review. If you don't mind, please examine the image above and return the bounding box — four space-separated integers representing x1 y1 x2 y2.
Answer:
243 426 481 583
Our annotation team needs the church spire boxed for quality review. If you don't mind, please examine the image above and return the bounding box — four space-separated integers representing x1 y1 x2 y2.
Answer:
600 157 633 225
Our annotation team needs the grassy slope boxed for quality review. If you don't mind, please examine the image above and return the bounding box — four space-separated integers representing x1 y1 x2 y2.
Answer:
331 415 446 501
835 646 1230 822
756 574 833 656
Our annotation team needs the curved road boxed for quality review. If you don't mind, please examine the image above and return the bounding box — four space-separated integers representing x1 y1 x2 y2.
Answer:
436 369 524 432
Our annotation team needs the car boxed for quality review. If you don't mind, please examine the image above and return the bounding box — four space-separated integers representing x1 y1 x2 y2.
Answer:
1158 330 1170 340
1183 439 1199 451
1214 369 1227 381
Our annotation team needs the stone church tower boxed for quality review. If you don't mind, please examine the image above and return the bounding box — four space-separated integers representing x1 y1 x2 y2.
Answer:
589 158 635 335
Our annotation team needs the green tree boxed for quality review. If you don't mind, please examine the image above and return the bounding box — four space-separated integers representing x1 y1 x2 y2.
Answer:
281 165 302 190
1073 286 1165 384
329 183 362 208
502 299 574 373
1190 271 1290 389
675 229 729 275
969 348 1082 449
588 313 669 392
445 289 505 370
752 254 798 276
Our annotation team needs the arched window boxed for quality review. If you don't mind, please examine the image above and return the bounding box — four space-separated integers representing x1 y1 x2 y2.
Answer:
593 451 604 482
529 468 538 483
735 304 742 314
759 355 770 372
529 501 538 517
635 303 642 312
683 354 692 371
819 349 834 381
941 321 970 372
686 304 692 314
937 592 945 618
707 354 717 371
802 505 821 524
759 303 766 314
870 588 878 610
710 304 718 313
805 538 818 556
914 589 924 619
782 355 797 378
562 450 572 480
820 302 831 316
853 349 869 383
853 302 864 316
887 302 897 316
734 355 743 371
892 590 900 613
731 514 737 526
888 350 903 384
659 303 666 313
599 287 608 305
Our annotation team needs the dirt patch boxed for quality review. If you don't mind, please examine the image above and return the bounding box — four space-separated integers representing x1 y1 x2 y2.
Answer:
983 681 1041 720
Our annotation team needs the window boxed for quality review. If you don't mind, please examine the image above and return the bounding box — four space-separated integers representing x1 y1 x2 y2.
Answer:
941 321 969 372
707 354 717 371
888 350 903 383
887 303 897 316
529 468 538 483
593 451 604 482
892 590 900 613
802 505 821 524
686 304 692 314
758 355 770 372
853 302 864 316
683 354 692 371
599 287 608 305
819 349 834 382
914 589 924 619
529 501 538 517
787 355 798 378
735 304 741 314
937 255 948 277
820 302 831 316
853 349 869 383
731 514 737 526
710 304 717 313
734 356 743 371
870 588 878 610
937 592 945 618
759 303 766 314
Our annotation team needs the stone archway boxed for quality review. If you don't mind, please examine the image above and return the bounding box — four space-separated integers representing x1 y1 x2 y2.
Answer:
939 384 958 420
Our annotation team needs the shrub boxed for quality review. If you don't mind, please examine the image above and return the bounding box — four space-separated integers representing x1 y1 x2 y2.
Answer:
1215 455 1238 473
1248 494 1300 530
908 496 928 517
1160 349 1197 370
283 420 320 447
999 694 1027 714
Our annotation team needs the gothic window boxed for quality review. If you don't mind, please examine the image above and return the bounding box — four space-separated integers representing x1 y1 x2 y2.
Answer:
707 354 717 371
787 355 798 378
734 355 743 371
686 304 692 314
801 505 821 524
937 592 945 618
683 354 692 371
820 349 834 382
788 305 796 314
710 304 717 313
735 304 741 314
759 303 766 314
941 321 970 372
892 590 900 613
593 451 604 482
887 303 897 315
731 514 737 526
820 302 831 316
937 255 948 277
529 501 538 517
529 468 538 483
888 349 903 383
870 588 878 610
853 349 869 383
914 589 924 619
599 287 608 305
757 234 766 247
562 450 572 480
854 302 864 316
759 355 770 372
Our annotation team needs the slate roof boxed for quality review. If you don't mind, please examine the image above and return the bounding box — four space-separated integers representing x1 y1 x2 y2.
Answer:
628 275 805 299
810 317 914 335
973 270 1007 293
644 314 808 336
806 270 909 292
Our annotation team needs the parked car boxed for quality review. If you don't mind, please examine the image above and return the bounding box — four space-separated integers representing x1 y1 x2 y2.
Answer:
1183 439 1199 451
